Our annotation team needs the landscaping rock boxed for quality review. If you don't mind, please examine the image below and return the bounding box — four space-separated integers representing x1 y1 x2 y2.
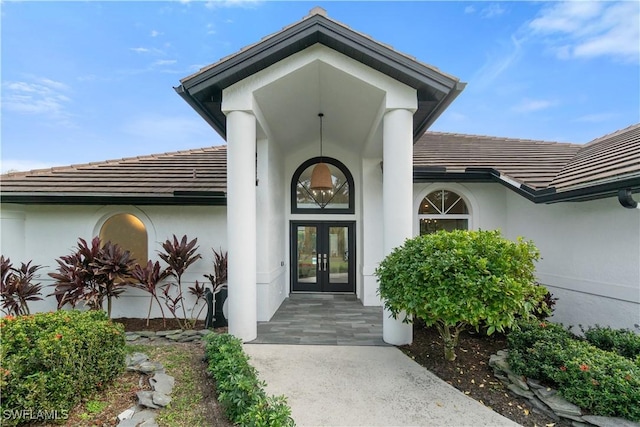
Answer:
155 329 182 337
125 333 140 342
533 389 582 419
528 396 560 421
150 373 175 395
526 378 544 390
138 361 165 374
507 383 534 399
136 391 161 409
117 407 135 421
582 416 640 427
139 419 159 427
151 392 172 407
507 372 529 391
126 353 149 366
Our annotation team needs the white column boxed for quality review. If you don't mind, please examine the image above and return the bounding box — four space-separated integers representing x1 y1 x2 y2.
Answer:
382 108 414 345
226 110 257 342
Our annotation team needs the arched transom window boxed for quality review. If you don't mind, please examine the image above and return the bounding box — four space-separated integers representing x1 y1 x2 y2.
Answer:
418 190 470 234
292 157 354 213
99 213 148 263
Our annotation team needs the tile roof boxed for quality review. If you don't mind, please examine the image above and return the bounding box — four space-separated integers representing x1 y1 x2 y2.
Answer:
550 123 640 191
0 146 227 203
413 132 582 189
2 124 638 204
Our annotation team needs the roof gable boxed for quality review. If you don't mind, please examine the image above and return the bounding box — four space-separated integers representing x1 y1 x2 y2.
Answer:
175 8 464 141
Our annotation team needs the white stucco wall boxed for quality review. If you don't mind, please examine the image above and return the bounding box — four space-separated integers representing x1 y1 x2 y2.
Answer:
0 204 227 319
505 193 640 331
256 137 288 321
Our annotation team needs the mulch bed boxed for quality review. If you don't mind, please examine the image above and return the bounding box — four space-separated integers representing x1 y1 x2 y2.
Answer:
401 321 571 427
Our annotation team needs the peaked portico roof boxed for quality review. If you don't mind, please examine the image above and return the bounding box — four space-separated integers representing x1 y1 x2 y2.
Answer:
175 7 465 141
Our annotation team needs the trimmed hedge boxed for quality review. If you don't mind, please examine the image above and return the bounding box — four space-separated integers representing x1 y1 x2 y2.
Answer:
0 310 125 426
508 320 640 421
204 333 295 427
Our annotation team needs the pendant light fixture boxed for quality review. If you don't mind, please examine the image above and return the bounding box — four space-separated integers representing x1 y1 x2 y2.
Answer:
309 113 333 191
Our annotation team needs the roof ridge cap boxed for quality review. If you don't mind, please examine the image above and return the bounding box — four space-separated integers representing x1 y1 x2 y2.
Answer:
423 130 581 147
583 122 640 147
1 145 226 176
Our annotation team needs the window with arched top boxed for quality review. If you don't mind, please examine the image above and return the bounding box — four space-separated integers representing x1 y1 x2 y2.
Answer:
99 213 148 263
291 157 354 214
418 190 470 235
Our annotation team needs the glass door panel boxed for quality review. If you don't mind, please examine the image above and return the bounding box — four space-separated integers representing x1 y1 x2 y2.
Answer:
328 226 348 284
291 222 355 293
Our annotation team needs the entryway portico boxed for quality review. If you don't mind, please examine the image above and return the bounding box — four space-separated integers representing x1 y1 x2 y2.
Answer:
176 8 464 344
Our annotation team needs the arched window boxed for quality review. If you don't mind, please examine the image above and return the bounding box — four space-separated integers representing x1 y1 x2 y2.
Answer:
418 190 470 235
291 157 354 214
99 213 148 263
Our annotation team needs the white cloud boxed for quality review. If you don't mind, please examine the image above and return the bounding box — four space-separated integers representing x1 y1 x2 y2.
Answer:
204 0 262 10
471 35 523 89
528 1 640 63
153 59 177 66
464 5 475 14
512 98 557 113
481 4 506 19
2 78 75 126
150 30 162 37
574 112 618 123
129 47 165 55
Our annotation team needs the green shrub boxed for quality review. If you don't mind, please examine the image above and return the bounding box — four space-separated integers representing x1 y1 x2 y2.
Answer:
376 229 548 361
507 320 640 421
582 325 640 360
0 310 125 426
204 333 294 426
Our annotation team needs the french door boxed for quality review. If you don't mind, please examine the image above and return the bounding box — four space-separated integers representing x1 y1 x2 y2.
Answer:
290 221 355 293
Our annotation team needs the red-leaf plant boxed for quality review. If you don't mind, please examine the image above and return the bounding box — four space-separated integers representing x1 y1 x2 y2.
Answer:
158 235 202 329
48 237 135 318
0 256 44 316
204 248 228 295
130 261 170 327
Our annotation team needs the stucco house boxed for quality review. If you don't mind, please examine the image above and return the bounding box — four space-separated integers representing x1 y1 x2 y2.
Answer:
1 8 639 344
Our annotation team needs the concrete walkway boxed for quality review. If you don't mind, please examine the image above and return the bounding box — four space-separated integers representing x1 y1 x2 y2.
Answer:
244 344 520 427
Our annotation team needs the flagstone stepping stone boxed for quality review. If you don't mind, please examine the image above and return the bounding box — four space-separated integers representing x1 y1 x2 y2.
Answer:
151 392 172 407
150 373 175 395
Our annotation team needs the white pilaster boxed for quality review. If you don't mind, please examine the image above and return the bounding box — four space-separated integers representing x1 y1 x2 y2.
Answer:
226 110 257 342
382 108 414 345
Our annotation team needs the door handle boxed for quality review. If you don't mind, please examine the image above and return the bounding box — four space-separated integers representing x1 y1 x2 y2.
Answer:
322 254 328 272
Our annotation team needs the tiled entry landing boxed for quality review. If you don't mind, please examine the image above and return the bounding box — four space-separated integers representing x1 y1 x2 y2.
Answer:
251 294 388 346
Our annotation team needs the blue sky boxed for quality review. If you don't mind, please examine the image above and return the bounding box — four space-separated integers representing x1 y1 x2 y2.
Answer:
2 1 639 173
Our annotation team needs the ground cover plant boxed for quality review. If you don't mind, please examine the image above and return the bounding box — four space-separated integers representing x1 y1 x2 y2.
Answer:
507 320 640 421
204 333 295 427
376 229 548 361
0 310 125 426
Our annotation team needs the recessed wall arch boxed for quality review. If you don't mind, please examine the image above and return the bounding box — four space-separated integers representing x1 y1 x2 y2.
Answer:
413 183 479 236
291 156 355 214
91 206 157 265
